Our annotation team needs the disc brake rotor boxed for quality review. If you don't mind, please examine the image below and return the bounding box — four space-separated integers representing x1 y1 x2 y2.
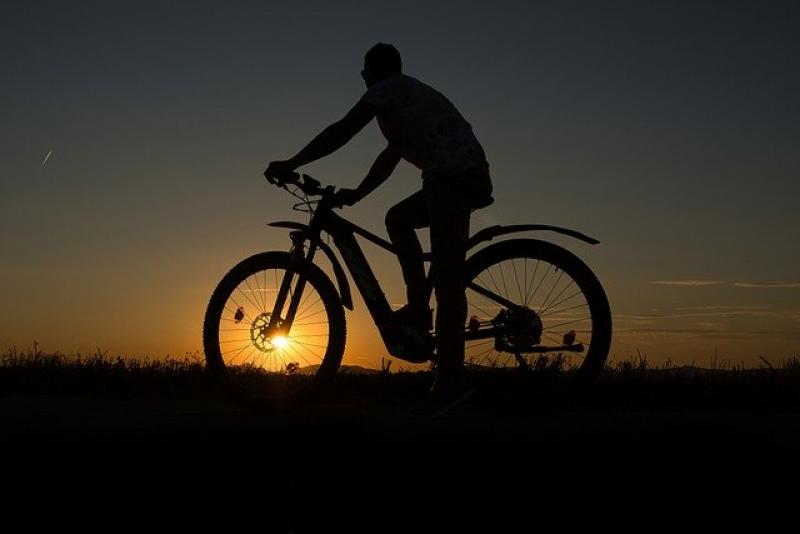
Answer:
249 313 286 353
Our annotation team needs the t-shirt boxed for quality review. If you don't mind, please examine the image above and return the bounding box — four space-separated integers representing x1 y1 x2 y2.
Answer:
359 73 488 181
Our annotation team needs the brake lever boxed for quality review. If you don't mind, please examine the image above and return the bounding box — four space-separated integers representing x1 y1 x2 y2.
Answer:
326 185 346 209
301 174 322 191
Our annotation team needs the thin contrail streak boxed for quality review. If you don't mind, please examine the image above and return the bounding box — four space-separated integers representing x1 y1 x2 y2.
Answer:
41 148 53 166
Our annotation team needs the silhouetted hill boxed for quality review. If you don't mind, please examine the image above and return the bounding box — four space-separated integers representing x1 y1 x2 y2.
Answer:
298 363 381 375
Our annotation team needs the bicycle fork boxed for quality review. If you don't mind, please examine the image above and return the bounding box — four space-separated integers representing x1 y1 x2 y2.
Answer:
267 233 317 334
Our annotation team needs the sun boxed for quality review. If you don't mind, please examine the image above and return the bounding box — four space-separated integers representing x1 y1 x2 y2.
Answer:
272 335 289 349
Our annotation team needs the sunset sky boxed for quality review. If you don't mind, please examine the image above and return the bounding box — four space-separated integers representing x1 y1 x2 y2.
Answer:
2 1 798 368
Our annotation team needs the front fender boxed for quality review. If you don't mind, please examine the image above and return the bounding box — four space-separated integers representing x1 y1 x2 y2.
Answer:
268 221 354 310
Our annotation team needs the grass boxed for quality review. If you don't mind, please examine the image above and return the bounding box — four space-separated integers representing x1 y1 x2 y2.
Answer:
0 346 215 399
2 346 799 413
593 352 800 413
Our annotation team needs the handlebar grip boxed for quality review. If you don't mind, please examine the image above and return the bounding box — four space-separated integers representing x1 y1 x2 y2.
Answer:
266 169 328 196
266 170 300 187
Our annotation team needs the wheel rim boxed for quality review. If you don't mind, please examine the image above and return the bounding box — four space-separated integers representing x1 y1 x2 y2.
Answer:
216 267 331 374
465 255 595 372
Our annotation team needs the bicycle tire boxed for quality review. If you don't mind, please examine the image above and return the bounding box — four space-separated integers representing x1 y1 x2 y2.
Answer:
464 238 612 392
203 251 346 410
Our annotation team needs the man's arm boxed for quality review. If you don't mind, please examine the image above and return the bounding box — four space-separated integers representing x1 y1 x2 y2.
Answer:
266 101 376 180
355 144 402 199
336 145 402 206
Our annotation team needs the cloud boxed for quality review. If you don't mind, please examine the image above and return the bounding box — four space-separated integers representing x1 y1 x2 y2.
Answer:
650 280 724 287
650 280 800 289
733 281 800 288
674 305 771 311
693 321 724 330
615 309 772 322
615 327 800 340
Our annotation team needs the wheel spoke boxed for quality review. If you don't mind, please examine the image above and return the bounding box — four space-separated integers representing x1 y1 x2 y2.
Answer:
485 267 503 299
541 276 574 314
251 271 266 316
285 342 317 368
467 281 518 310
511 258 524 305
538 269 565 314
498 262 510 301
292 320 329 327
540 287 582 315
468 300 495 320
540 332 563 345
524 260 540 306
262 268 269 312
296 295 323 321
293 308 328 321
529 263 552 307
219 337 254 344
238 278 264 316
540 302 588 318
546 317 588 330
226 342 254 362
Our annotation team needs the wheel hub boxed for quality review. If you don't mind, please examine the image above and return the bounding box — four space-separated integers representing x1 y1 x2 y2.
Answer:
492 307 543 353
249 313 287 353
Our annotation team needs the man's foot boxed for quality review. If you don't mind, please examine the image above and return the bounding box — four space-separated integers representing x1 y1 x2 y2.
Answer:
412 372 475 417
392 304 433 332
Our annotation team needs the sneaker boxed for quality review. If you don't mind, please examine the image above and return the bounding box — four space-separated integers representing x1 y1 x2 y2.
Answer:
393 304 433 332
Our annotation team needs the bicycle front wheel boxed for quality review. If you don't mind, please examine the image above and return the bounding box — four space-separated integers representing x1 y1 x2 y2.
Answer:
203 251 346 408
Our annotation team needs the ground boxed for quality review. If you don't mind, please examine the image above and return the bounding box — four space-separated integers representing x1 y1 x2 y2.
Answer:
2 360 798 527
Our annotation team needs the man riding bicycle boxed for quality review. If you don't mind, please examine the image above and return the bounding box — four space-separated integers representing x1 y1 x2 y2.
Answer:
265 43 493 412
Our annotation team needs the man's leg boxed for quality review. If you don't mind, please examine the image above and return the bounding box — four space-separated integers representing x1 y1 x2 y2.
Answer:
385 190 431 319
427 187 471 375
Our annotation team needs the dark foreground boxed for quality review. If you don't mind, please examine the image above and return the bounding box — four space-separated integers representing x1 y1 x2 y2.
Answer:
2 356 798 527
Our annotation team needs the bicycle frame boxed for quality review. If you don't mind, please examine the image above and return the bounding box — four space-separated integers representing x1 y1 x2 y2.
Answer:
264 182 600 363
270 201 437 361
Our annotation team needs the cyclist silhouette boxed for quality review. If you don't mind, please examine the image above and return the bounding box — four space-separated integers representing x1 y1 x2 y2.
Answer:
266 43 493 411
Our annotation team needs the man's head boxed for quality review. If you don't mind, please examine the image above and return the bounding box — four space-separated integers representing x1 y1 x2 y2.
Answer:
362 43 402 88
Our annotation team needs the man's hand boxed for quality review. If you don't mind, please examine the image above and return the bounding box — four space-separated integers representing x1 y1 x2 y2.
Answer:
264 160 297 184
333 188 362 207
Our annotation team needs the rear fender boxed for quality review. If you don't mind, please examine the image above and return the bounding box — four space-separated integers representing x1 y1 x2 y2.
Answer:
467 224 600 250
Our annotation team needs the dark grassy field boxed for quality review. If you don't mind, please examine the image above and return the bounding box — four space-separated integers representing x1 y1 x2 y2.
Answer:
3 349 799 447
4 348 799 408
2 349 797 526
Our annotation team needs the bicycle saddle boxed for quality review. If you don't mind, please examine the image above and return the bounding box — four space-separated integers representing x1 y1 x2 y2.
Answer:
471 195 494 211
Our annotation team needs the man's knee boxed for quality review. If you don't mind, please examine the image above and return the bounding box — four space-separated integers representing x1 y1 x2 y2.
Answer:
386 190 429 236
385 204 405 234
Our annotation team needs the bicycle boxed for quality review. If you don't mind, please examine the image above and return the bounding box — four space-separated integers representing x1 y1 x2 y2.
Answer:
203 172 612 409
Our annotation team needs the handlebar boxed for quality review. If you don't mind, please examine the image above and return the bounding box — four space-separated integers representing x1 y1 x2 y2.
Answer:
266 170 347 211
267 170 326 197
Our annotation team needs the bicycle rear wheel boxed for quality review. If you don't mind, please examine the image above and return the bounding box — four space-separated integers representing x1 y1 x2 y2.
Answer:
203 251 346 409
464 239 611 391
